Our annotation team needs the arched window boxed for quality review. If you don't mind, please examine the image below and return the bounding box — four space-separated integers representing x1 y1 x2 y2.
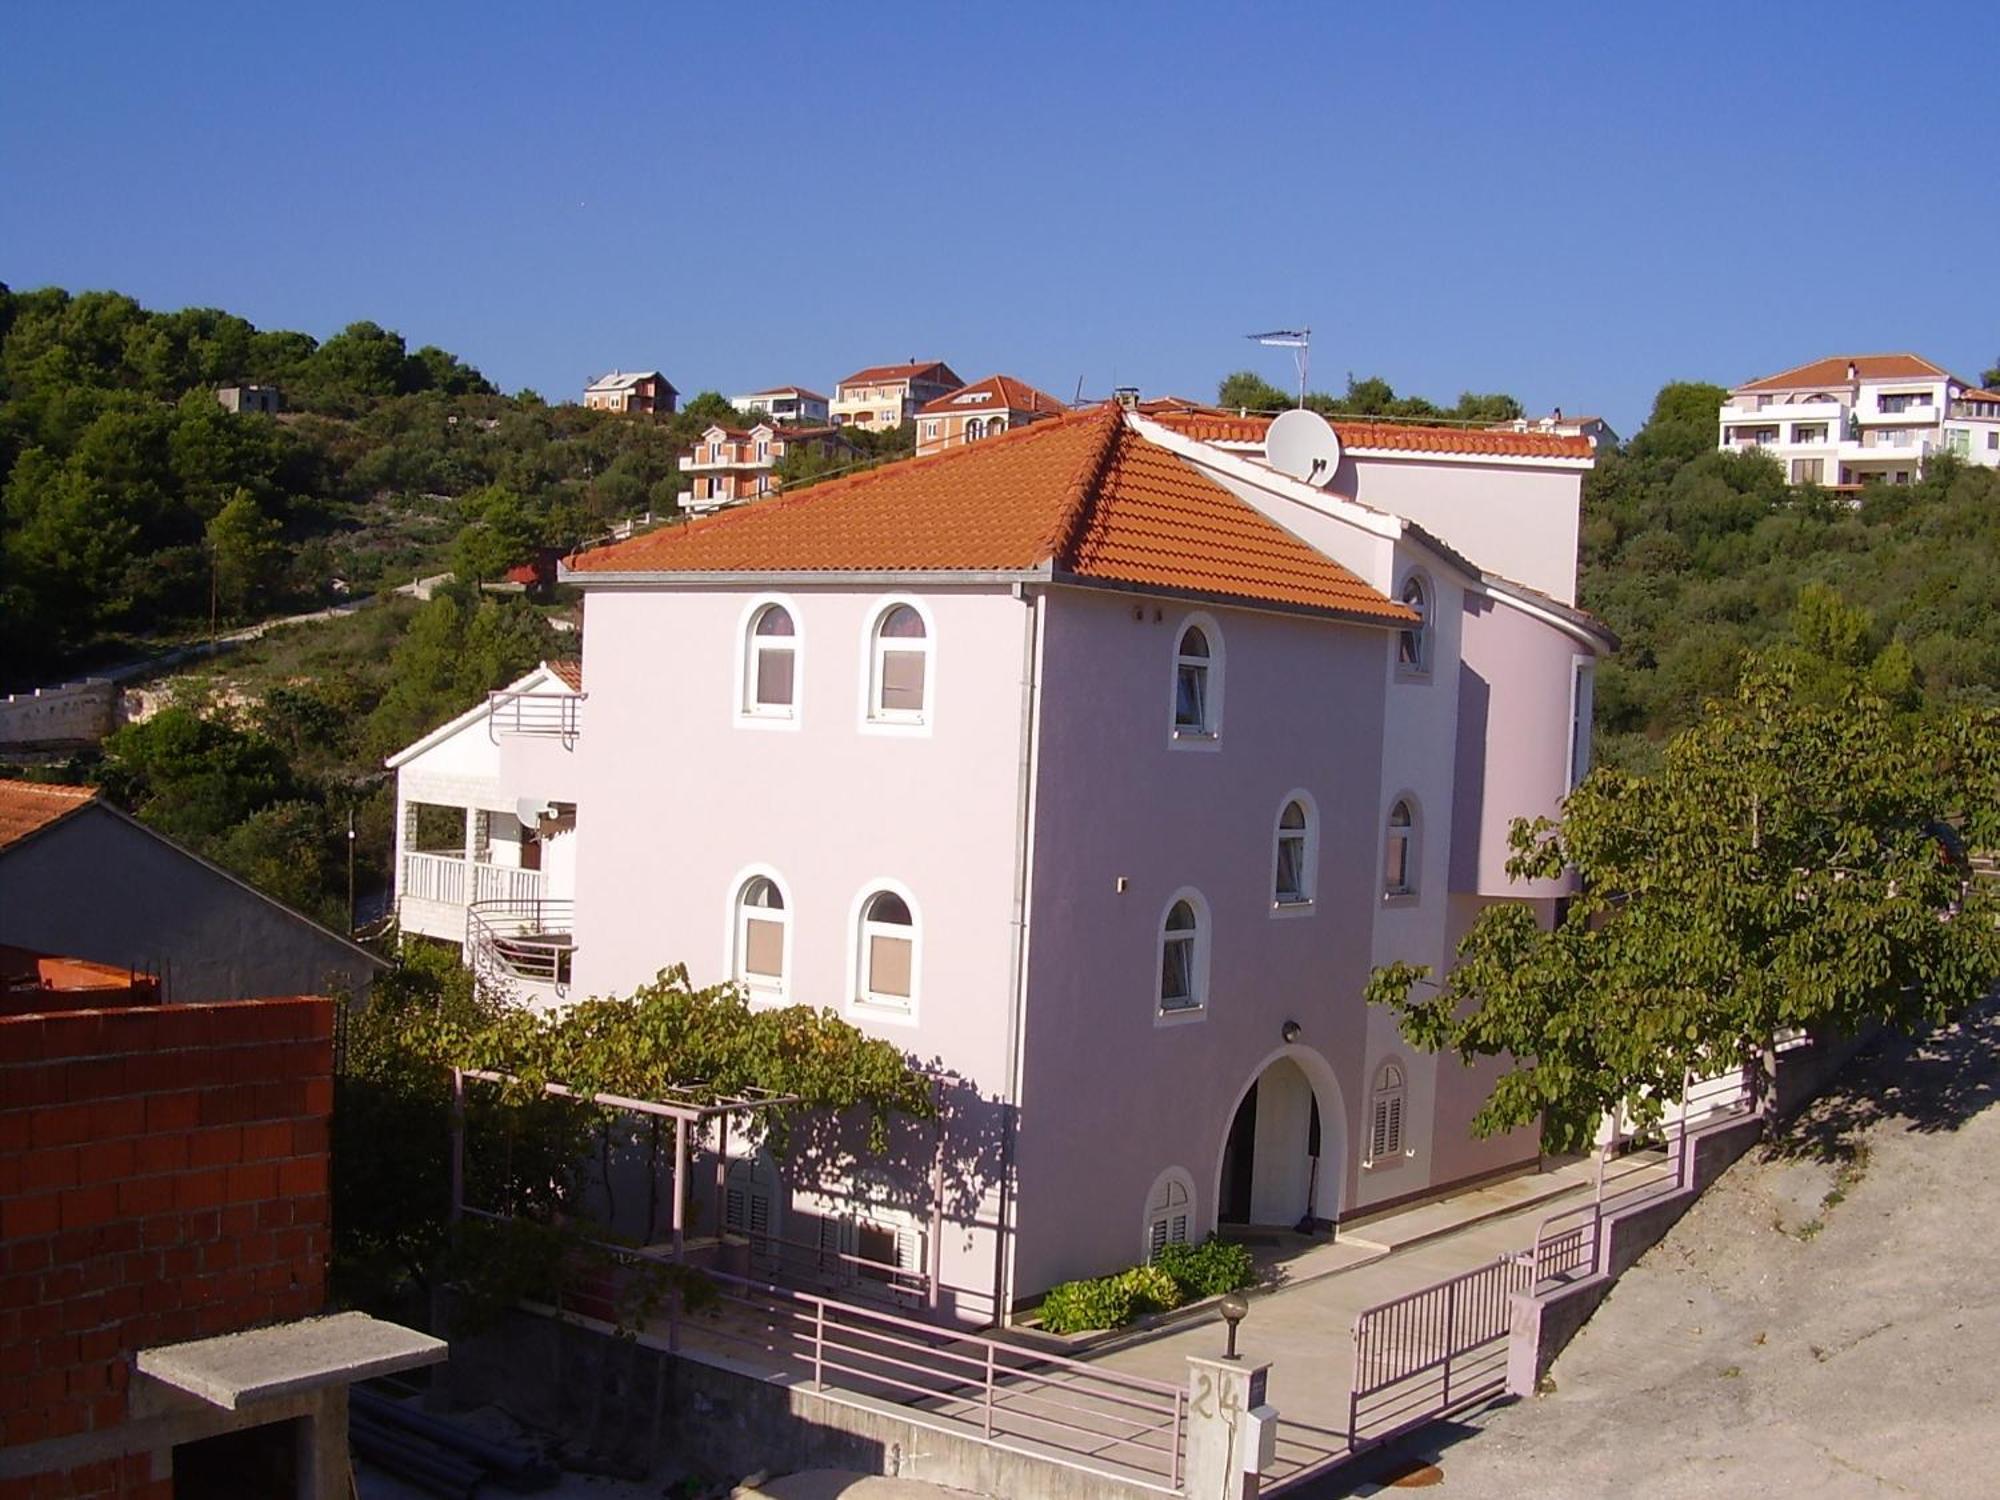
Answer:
868 604 931 725
1397 573 1432 677
1369 1062 1407 1164
1171 615 1223 742
745 603 796 716
733 873 789 999
857 888 917 1011
1158 893 1208 1016
965 417 986 442
1384 799 1417 899
1273 795 1316 908
1144 1169 1195 1261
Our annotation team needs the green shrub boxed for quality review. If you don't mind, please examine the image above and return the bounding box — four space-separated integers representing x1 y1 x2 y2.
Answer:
1120 1264 1183 1316
1153 1236 1255 1299
1038 1274 1137 1334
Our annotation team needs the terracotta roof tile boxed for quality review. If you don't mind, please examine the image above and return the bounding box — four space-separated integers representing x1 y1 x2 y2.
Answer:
1144 406 1594 458
569 405 1411 625
918 374 1068 418
838 361 960 388
0 781 97 852
547 660 583 692
1736 354 1957 392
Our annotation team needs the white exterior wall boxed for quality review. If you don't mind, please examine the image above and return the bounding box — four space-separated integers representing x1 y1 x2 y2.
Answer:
1719 376 2000 479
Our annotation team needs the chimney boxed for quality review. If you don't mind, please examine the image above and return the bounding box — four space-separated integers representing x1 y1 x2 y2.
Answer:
1846 361 1858 382
1552 406 1564 423
1113 387 1140 411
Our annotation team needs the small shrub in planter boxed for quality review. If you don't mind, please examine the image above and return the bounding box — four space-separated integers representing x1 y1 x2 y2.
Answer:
1153 1236 1255 1299
1039 1274 1136 1334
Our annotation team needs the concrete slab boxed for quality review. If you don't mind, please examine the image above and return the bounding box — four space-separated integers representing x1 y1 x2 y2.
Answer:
738 1473 980 1499
1336 1158 1598 1254
137 1312 446 1410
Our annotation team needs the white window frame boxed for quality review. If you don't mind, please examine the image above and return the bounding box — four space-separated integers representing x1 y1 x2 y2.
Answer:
858 595 936 737
723 864 794 1004
1365 1060 1410 1169
1270 790 1319 916
1141 1166 1197 1262
847 879 921 1025
1566 656 1595 791
732 594 804 732
1396 570 1433 681
1168 611 1224 750
1155 887 1211 1025
1383 795 1420 903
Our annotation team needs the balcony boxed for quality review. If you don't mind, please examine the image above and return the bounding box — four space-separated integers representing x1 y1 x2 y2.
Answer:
489 688 581 747
398 850 547 945
467 896 574 1005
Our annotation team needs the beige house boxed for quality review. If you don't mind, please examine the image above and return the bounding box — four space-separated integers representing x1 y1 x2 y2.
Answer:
830 361 962 429
915 374 1068 457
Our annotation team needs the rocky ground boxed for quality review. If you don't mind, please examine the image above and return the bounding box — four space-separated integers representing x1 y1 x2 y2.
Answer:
1350 997 2000 1498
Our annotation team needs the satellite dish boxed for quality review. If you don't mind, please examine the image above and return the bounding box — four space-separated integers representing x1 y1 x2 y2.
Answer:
1264 408 1343 488
516 797 550 828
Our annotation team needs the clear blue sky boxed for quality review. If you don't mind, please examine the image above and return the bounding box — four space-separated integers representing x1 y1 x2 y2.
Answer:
5 4 1997 435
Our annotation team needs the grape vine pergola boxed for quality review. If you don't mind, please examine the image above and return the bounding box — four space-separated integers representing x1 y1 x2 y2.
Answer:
448 1066 802 1260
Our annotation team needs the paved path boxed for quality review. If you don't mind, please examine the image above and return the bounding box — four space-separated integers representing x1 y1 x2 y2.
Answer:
1343 999 2000 1499
1078 1158 1601 1489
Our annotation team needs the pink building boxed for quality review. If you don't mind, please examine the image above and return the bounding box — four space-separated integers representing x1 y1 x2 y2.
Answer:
389 401 1608 1324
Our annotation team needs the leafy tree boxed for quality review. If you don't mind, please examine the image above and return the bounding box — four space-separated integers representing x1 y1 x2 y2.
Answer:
1983 356 1999 389
1368 662 2000 1148
364 583 557 754
450 484 544 583
1217 370 1292 411
206 489 285 618
99 706 300 843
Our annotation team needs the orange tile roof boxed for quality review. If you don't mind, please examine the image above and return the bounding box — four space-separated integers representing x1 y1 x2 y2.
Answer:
0 781 97 852
1959 388 2000 404
568 405 1411 624
918 374 1069 418
547 659 583 691
838 361 959 389
1143 406 1594 459
1736 354 1956 392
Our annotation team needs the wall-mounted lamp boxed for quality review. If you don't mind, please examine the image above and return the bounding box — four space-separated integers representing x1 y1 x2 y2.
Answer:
1281 1020 1301 1044
1218 1292 1249 1360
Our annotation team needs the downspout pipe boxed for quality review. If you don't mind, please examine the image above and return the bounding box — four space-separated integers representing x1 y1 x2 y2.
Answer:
994 581 1044 1323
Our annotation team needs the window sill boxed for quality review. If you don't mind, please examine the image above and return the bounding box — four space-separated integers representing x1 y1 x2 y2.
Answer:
861 715 930 738
1168 729 1220 752
1394 668 1433 686
1270 899 1315 919
1381 891 1418 909
1155 1004 1208 1028
736 709 800 732
850 997 918 1027
1362 1151 1417 1171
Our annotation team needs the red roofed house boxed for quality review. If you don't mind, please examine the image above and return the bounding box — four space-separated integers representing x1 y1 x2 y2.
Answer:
913 374 1068 457
1719 353 2000 485
378 394 1618 1327
677 422 857 514
731 386 831 425
828 361 962 429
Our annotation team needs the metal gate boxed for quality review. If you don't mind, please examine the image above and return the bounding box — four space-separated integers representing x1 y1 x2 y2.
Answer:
1348 1251 1531 1448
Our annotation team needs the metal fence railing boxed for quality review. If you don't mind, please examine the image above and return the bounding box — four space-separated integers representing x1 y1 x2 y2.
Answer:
1348 1251 1531 1449
466 897 574 997
488 688 582 746
555 1234 1186 1492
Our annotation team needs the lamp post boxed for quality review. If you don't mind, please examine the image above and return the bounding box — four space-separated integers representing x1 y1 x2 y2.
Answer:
1219 1292 1249 1360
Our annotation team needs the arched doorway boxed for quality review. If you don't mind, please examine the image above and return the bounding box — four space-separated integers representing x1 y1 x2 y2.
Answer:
1215 1049 1344 1231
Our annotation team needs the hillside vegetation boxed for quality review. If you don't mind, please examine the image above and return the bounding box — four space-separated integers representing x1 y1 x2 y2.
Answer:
0 284 744 684
1582 383 2000 770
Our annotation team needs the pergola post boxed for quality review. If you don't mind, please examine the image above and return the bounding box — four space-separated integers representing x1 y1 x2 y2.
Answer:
672 1115 688 1261
448 1068 465 1225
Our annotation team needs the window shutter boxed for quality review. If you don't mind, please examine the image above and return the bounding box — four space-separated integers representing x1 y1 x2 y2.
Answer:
1386 1096 1404 1157
1170 1213 1188 1245
1370 1100 1390 1161
725 1185 746 1233
748 1192 770 1238
1148 1217 1169 1260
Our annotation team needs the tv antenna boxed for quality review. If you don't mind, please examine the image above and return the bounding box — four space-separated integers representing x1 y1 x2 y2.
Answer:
1246 328 1311 407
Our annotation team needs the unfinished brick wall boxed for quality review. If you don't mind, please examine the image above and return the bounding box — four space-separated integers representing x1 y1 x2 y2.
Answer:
0 996 333 1497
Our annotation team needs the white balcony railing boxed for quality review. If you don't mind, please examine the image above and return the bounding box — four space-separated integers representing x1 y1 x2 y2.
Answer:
488 689 582 746
401 851 546 908
467 896 574 997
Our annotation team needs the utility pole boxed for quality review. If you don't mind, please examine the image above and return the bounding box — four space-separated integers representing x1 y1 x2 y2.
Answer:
346 807 357 934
